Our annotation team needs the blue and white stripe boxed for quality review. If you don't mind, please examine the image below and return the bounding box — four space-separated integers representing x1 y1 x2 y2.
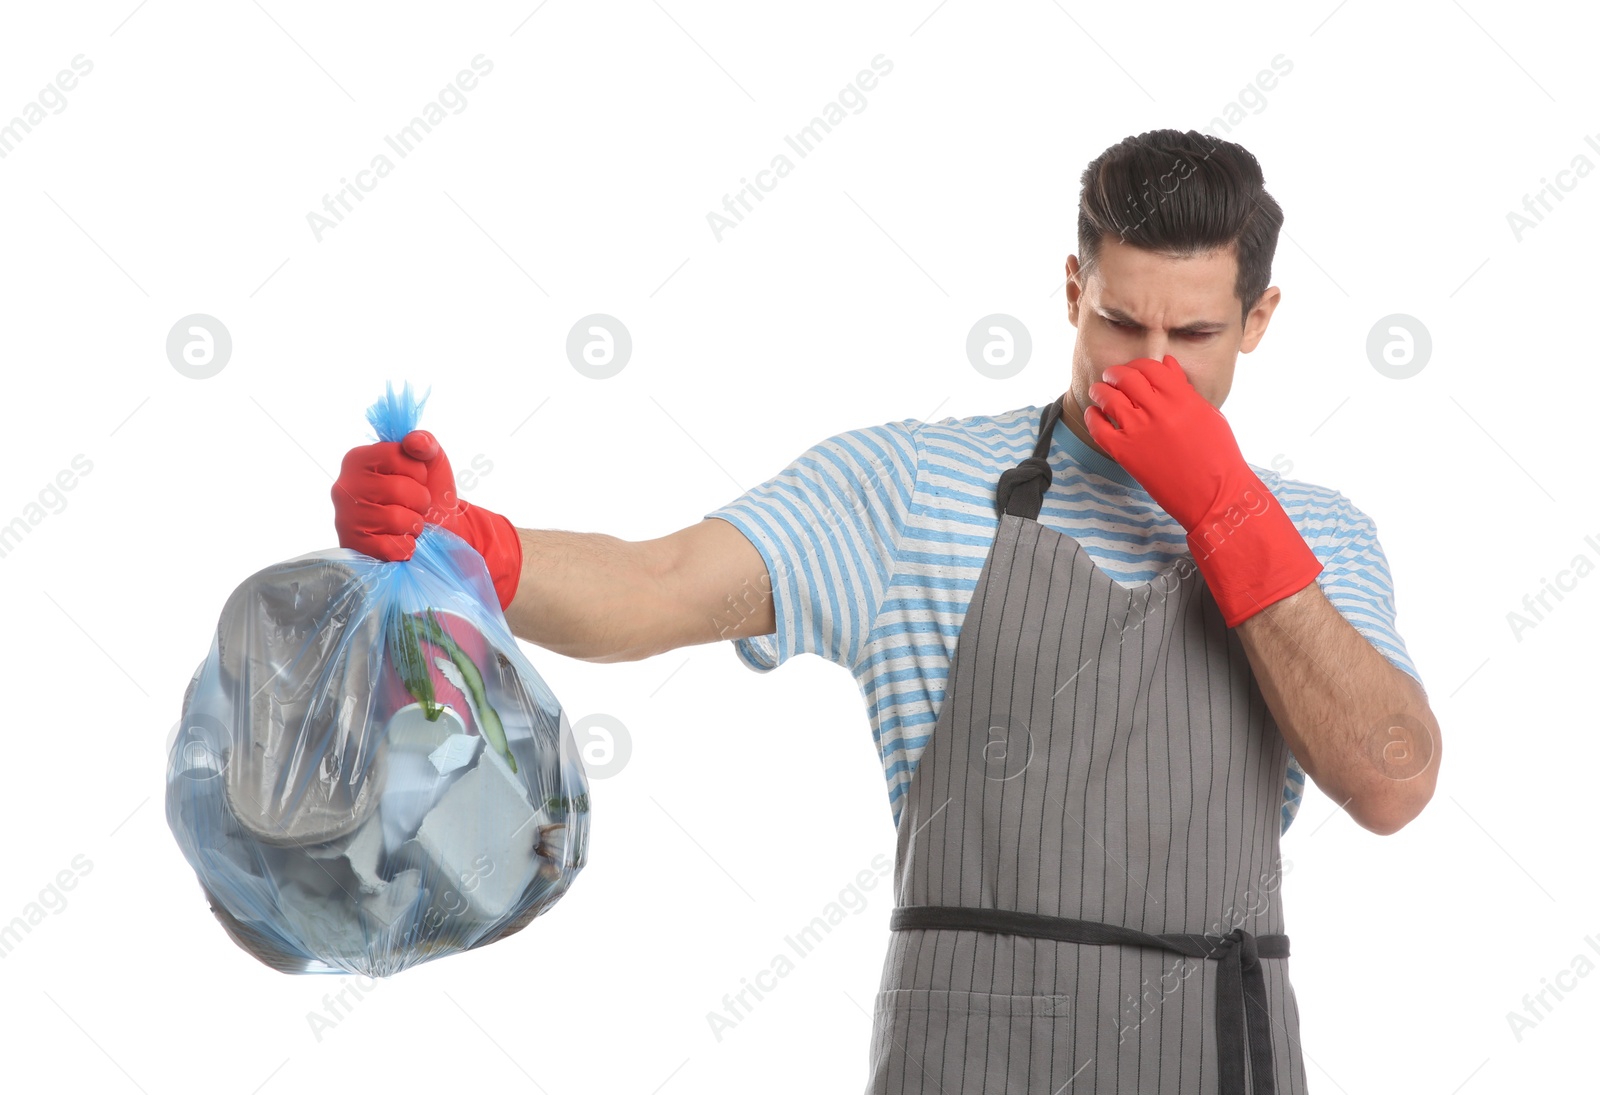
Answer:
705 403 1420 836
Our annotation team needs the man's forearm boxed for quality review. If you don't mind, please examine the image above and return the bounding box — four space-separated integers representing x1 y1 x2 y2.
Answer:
500 527 660 662
1235 581 1441 836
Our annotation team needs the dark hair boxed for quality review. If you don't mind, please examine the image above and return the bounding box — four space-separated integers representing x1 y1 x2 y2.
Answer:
1076 129 1282 326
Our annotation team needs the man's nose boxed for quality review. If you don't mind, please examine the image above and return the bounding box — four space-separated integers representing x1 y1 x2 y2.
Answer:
1128 336 1168 364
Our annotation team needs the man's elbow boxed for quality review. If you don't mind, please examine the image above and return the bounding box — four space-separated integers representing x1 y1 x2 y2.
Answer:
1353 786 1431 836
1353 723 1442 836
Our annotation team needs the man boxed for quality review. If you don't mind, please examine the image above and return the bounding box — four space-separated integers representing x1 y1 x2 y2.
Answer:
332 128 1441 1094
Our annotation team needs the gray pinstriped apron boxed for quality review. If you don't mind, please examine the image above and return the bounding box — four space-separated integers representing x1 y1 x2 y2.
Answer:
866 398 1307 1094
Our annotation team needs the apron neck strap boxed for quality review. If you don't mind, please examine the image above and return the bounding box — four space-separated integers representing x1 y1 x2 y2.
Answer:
994 397 1063 521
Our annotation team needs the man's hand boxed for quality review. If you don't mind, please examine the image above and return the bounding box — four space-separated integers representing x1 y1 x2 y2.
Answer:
331 430 524 611
1085 354 1252 530
1084 354 1321 626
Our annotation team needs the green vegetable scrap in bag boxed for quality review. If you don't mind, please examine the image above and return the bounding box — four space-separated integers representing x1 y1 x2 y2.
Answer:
387 607 440 719
387 607 516 772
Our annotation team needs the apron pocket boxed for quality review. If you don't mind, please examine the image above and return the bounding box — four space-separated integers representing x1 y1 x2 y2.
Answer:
868 988 1079 1094
876 987 1072 1017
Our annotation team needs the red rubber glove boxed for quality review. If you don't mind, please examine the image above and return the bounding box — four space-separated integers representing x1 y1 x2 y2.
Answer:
1085 354 1321 627
331 430 524 611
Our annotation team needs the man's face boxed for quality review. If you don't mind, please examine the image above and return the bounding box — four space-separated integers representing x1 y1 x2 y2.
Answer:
1063 235 1279 432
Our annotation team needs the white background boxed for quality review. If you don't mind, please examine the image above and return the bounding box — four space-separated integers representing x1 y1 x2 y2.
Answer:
1 1 1596 1091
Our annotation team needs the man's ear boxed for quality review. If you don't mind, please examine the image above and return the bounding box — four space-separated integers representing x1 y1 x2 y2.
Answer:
1239 286 1280 353
1065 256 1083 326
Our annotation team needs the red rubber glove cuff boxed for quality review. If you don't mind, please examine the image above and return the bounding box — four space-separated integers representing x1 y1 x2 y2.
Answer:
1181 470 1322 627
447 497 524 613
399 429 523 613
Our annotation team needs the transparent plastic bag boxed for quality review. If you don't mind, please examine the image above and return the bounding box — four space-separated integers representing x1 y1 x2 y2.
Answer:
166 383 589 976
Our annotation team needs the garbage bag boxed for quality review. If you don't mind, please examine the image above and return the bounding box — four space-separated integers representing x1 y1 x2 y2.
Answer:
166 382 589 977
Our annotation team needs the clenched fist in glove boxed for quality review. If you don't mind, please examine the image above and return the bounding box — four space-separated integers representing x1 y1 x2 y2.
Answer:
1085 354 1322 627
331 430 524 611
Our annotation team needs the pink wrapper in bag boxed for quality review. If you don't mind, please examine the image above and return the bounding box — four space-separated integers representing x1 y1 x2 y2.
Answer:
377 608 495 740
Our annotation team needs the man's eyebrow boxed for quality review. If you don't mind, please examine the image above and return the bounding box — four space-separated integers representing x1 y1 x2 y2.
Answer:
1097 306 1228 334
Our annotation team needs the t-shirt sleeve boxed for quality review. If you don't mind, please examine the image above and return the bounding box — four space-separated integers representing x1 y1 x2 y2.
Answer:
1311 493 1421 689
1279 487 1422 836
702 419 921 673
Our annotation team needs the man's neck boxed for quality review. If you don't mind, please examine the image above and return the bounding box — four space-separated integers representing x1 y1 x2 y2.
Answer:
1058 390 1117 464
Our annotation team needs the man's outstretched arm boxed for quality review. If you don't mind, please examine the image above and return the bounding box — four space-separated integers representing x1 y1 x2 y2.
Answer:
332 430 774 664
502 519 775 662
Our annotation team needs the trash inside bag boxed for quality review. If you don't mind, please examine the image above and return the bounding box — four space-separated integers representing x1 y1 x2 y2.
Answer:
166 383 589 977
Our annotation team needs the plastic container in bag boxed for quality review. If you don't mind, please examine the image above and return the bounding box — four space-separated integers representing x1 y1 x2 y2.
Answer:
166 382 589 976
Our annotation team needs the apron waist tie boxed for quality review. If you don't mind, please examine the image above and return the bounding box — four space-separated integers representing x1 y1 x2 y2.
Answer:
889 904 1289 1095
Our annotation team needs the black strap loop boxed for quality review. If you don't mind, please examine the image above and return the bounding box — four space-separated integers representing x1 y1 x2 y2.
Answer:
994 456 1052 520
993 398 1065 520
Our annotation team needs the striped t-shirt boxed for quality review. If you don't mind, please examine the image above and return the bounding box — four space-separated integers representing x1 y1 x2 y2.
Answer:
704 402 1421 837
